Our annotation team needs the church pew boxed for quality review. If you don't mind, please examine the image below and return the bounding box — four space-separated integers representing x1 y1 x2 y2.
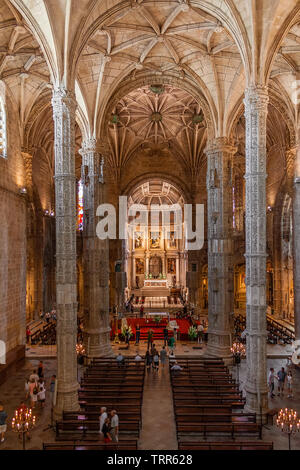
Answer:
44 439 138 450
178 441 273 451
56 419 140 438
175 413 256 424
63 411 141 422
176 422 261 438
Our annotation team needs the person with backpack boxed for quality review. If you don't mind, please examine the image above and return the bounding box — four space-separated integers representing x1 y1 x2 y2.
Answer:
29 379 38 408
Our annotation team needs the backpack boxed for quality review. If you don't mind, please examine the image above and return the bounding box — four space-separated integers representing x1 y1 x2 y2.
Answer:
33 386 38 395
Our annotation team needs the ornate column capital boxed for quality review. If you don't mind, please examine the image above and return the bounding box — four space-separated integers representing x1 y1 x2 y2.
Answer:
52 87 77 115
244 85 269 110
205 137 237 156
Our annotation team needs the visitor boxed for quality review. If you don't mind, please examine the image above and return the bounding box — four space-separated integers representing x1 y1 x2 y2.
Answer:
0 403 7 443
163 327 169 346
37 361 44 379
197 323 204 343
29 369 39 384
38 382 46 408
49 375 56 408
171 361 182 372
286 356 293 373
140 305 144 318
125 328 130 346
45 312 50 323
268 368 276 398
287 371 293 398
135 324 140 345
25 378 30 400
160 346 167 368
277 367 287 397
168 334 175 351
116 353 125 368
102 417 112 443
99 407 108 436
169 349 176 359
110 410 119 442
131 304 134 315
147 329 153 351
26 326 31 344
29 378 38 408
135 352 142 361
150 342 156 355
153 351 159 371
145 350 152 371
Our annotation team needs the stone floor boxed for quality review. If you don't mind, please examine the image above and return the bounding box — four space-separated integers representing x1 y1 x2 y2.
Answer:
1 340 300 450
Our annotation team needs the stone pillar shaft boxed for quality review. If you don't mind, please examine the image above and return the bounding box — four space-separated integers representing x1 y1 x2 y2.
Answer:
206 137 235 358
244 86 269 416
52 87 79 417
293 167 300 339
81 139 113 357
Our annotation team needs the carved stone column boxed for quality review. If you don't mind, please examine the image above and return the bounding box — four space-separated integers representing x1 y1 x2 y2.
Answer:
293 145 300 339
80 139 113 357
244 86 269 417
52 87 79 417
205 137 236 358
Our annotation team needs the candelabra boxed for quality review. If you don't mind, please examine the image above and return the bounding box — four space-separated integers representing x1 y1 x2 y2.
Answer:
276 408 300 450
12 406 36 450
230 342 246 387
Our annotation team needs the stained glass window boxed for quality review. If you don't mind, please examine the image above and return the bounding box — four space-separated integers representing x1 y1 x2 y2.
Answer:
77 179 84 231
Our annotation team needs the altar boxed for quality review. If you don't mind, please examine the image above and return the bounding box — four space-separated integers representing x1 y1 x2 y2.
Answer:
144 279 168 288
140 278 170 297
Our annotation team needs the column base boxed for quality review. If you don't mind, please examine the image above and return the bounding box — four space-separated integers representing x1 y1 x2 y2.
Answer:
84 329 114 358
53 383 80 421
244 387 269 424
206 331 232 362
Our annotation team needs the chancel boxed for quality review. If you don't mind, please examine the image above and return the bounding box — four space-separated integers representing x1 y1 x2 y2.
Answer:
1 0 300 453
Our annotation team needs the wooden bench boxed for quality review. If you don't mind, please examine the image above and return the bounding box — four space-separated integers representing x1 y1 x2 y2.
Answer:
44 439 138 450
178 440 273 450
176 422 261 438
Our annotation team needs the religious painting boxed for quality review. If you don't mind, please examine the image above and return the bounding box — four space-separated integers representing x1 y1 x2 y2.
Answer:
167 231 177 248
149 256 162 278
136 258 144 274
168 258 176 274
134 231 144 249
150 231 160 249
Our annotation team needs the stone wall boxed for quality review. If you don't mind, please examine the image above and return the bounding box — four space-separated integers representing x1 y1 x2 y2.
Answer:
0 95 26 354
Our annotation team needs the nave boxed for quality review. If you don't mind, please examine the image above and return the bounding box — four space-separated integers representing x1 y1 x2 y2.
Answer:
1 340 300 451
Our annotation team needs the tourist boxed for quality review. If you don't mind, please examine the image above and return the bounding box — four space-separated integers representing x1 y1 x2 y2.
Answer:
277 367 287 397
29 378 38 408
197 323 204 343
110 410 119 442
135 324 141 345
163 327 169 346
153 350 159 371
160 346 167 368
140 305 144 318
0 403 7 443
116 353 125 368
147 329 153 350
26 326 31 344
286 356 293 373
99 406 108 436
150 342 156 355
135 352 142 361
145 350 152 371
49 375 56 408
45 312 50 323
38 382 46 408
125 328 130 346
287 371 293 398
102 417 112 443
168 334 175 351
29 369 39 384
131 304 134 315
37 361 44 379
25 378 30 400
268 368 276 398
171 361 182 372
